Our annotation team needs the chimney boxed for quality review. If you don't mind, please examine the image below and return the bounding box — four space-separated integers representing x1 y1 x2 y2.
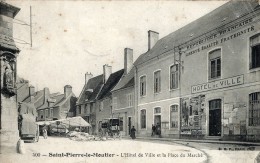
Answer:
64 85 72 98
148 30 159 51
29 86 35 96
85 72 93 84
103 64 112 83
124 48 133 75
29 86 35 102
44 87 50 103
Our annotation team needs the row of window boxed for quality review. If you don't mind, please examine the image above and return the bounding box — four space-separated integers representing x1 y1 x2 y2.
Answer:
139 33 260 96
38 108 53 119
140 91 260 128
140 64 179 96
112 93 134 110
140 105 179 129
78 104 94 115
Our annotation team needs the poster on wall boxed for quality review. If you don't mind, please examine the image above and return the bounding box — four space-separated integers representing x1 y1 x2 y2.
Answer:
181 95 206 133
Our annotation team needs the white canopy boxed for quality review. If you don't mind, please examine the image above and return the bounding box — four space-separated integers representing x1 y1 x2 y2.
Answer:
36 117 91 127
36 120 56 125
56 116 91 127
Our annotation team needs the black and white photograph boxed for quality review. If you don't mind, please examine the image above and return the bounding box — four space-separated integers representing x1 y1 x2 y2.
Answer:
1 0 260 162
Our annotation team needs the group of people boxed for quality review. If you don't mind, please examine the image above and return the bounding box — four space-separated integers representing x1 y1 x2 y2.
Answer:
151 123 161 137
130 123 161 140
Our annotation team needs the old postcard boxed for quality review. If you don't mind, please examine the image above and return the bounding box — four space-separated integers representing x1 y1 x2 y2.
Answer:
1 0 260 163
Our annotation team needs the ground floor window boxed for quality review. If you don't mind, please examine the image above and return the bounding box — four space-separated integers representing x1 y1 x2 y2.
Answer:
249 92 260 126
170 105 178 128
141 109 146 129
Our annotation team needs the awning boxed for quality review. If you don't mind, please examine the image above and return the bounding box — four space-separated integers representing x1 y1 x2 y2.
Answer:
36 121 56 125
54 116 91 127
36 117 91 127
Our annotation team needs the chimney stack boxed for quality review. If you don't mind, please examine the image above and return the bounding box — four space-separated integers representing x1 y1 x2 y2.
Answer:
124 48 133 75
148 30 159 51
29 86 35 102
103 64 112 83
29 86 35 96
64 85 72 98
44 87 50 103
85 72 93 84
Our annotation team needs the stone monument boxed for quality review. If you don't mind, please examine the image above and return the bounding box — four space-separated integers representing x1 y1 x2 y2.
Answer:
0 1 20 153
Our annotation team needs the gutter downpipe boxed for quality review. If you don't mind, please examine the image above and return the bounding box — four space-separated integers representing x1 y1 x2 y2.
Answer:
133 65 138 135
176 46 183 139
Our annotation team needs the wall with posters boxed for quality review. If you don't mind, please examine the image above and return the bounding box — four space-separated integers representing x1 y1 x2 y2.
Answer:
180 95 206 138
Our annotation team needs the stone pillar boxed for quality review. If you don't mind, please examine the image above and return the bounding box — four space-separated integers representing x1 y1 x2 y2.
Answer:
0 2 20 154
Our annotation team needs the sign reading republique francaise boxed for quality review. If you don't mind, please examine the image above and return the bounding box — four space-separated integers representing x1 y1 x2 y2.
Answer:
191 75 244 94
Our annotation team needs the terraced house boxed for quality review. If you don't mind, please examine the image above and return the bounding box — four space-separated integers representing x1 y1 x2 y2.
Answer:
76 65 124 134
24 85 77 121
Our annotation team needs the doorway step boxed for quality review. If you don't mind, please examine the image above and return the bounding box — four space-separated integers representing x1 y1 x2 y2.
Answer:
205 136 221 141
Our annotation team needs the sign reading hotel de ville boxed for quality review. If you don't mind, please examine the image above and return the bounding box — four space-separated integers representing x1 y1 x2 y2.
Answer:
191 75 244 94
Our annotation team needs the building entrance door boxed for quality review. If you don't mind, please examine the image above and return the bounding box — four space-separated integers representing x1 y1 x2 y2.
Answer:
154 115 161 127
209 99 221 136
128 117 131 135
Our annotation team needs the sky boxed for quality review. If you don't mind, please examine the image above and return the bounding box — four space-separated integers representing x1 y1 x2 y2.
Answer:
8 0 227 96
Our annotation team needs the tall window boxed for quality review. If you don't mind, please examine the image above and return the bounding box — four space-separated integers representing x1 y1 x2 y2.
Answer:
40 110 43 119
90 103 93 113
84 104 87 114
45 109 49 118
154 70 161 93
170 105 178 128
140 76 146 96
250 33 260 69
50 108 53 118
140 109 146 129
209 49 221 79
170 65 179 89
127 93 133 107
113 97 117 110
78 106 81 114
99 101 103 111
249 92 260 126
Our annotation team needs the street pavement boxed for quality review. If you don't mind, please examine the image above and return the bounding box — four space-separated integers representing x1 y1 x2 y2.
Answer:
1 136 259 163
1 136 207 163
136 137 260 163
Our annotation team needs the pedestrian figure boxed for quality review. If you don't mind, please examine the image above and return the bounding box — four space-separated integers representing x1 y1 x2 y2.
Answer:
130 126 136 139
156 123 161 138
43 128 48 139
151 124 156 136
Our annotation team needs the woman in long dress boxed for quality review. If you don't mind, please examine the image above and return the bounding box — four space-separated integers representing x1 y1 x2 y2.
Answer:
130 126 136 139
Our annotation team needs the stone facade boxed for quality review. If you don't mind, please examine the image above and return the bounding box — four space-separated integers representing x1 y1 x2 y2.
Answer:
0 1 20 153
133 1 260 141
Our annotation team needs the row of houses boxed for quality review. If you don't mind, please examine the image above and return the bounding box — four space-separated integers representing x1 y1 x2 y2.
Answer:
76 1 260 141
17 78 77 122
